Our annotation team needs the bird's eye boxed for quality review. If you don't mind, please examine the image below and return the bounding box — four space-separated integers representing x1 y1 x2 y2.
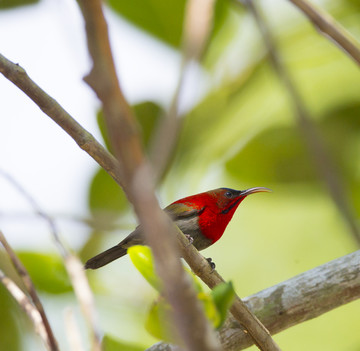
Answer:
225 191 232 198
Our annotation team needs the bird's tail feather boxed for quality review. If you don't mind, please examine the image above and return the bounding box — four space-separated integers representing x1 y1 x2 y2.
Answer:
84 245 127 270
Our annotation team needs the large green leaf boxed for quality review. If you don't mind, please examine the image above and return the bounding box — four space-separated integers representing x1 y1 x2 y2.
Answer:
210 281 235 328
106 0 235 49
16 252 72 294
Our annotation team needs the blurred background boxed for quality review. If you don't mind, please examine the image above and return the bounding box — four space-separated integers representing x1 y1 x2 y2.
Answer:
0 0 360 350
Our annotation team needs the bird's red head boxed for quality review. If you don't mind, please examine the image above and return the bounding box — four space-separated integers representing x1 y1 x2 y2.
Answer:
174 187 271 243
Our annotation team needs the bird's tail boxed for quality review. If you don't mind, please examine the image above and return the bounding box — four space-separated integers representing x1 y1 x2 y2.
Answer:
84 245 127 270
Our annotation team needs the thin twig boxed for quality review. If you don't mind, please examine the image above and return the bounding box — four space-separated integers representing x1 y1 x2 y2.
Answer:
148 249 360 351
0 170 102 351
288 0 360 66
240 0 360 246
0 230 59 351
0 270 51 350
76 1 221 350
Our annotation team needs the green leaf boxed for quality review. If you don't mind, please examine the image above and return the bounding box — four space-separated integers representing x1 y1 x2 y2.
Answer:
128 245 162 292
16 252 72 294
102 334 143 351
88 168 128 222
133 101 163 150
210 282 235 328
107 0 186 47
0 0 39 10
106 0 234 49
145 298 176 342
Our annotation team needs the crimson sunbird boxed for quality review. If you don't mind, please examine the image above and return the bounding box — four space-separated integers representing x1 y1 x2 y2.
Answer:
85 187 271 269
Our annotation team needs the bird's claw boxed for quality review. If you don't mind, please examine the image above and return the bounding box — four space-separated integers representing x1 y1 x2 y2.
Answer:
206 257 216 271
185 234 194 246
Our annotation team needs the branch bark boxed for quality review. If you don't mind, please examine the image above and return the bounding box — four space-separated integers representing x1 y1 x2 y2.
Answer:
148 250 360 351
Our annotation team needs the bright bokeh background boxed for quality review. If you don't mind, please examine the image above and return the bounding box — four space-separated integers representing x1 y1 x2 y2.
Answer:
0 0 360 350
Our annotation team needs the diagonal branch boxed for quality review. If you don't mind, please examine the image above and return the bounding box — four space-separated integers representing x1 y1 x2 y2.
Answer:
288 0 360 66
148 250 360 351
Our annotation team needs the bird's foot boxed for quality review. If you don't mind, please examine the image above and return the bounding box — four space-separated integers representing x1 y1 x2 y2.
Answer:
206 257 216 271
185 234 194 246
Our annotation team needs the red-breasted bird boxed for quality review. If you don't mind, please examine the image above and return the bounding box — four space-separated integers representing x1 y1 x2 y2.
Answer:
85 187 271 269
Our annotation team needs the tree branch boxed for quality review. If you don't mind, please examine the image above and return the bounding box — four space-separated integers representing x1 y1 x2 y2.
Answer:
288 0 360 66
148 250 360 351
76 1 221 350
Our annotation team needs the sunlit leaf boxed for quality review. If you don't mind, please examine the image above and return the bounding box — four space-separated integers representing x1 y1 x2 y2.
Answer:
128 245 162 292
16 252 72 294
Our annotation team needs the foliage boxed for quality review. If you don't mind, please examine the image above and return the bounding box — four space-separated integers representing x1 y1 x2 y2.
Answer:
128 245 235 341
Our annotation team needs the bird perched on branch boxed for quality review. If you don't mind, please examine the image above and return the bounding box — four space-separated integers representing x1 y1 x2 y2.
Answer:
85 187 271 270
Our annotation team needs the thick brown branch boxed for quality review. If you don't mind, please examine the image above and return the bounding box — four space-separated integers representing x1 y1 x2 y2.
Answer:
288 0 360 66
148 250 360 351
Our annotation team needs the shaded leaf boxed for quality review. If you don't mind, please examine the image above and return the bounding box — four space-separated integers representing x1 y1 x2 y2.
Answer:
16 252 72 294
128 245 162 292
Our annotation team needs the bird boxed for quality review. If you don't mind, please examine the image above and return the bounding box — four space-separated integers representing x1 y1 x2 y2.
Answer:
84 187 271 269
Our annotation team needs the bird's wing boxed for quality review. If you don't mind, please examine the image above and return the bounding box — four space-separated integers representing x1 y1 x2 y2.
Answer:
164 203 205 220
